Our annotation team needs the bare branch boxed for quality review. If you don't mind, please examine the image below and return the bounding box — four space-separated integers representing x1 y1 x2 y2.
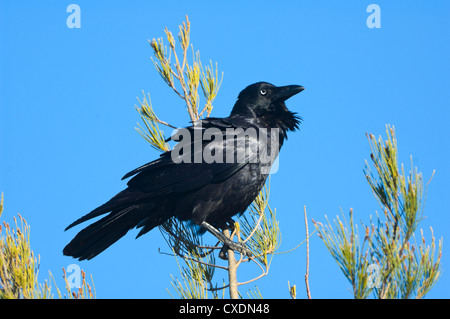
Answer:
304 206 312 299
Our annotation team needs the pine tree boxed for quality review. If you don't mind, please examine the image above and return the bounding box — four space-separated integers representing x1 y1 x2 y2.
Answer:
313 125 442 299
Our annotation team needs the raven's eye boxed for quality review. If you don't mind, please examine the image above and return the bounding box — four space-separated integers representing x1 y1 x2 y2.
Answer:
260 89 267 95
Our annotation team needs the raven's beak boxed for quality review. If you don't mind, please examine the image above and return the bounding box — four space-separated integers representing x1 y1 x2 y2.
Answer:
274 85 305 101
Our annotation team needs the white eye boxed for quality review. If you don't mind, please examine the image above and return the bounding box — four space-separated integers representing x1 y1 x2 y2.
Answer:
260 89 267 95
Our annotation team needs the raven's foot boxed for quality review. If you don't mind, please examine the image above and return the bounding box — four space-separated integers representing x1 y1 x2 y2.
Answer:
218 242 252 260
201 221 252 259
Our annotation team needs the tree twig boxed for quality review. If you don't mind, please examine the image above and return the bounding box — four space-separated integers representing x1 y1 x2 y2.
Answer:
223 228 239 299
158 248 229 271
304 206 312 299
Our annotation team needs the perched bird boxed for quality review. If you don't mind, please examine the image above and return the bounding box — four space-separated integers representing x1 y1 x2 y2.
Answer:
63 82 304 260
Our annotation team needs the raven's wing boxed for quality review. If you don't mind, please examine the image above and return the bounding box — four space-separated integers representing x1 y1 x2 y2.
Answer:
63 117 264 260
66 117 259 230
123 117 259 194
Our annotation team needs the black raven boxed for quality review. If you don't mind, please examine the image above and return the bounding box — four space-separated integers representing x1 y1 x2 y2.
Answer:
63 82 304 260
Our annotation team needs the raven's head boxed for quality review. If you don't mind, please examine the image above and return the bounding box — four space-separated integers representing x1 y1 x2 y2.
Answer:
231 82 304 133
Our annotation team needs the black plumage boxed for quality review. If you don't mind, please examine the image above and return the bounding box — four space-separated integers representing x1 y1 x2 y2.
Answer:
63 82 304 260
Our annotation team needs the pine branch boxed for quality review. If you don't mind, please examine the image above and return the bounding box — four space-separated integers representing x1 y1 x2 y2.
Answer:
314 125 442 299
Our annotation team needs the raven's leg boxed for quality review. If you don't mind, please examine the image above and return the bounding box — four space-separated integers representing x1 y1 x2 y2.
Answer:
219 219 237 259
224 219 236 232
201 221 252 259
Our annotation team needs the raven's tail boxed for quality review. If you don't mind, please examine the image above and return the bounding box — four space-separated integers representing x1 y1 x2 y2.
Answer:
63 189 161 260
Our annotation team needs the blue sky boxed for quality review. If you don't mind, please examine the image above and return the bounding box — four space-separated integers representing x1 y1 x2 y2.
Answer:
1 1 449 298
